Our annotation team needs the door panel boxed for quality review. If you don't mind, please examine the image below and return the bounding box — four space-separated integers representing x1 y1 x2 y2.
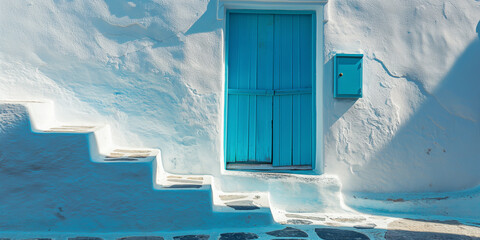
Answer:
227 13 272 163
255 14 275 163
272 14 313 167
227 13 258 162
300 94 313 165
256 95 273 162
257 14 275 92
227 12 314 167
226 94 237 163
273 14 293 167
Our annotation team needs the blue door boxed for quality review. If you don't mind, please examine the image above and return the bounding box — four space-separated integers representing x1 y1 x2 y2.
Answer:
226 11 315 168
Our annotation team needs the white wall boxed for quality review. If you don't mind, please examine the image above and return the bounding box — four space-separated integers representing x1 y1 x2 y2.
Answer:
323 0 480 192
0 0 225 177
0 0 478 193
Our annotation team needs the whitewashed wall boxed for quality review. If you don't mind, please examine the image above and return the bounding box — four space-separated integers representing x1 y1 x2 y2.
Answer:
0 0 478 193
323 0 480 192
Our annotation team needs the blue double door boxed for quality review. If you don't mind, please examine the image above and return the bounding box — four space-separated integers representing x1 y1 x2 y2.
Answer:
226 11 315 167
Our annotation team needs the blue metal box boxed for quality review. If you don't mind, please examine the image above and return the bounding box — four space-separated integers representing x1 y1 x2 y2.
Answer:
334 54 363 98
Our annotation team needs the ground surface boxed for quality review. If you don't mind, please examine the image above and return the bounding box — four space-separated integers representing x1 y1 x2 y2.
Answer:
1 216 479 240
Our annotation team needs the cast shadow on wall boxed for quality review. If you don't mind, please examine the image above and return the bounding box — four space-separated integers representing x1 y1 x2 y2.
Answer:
354 21 480 193
185 0 221 36
98 0 183 48
323 56 359 137
0 104 239 232
98 0 221 47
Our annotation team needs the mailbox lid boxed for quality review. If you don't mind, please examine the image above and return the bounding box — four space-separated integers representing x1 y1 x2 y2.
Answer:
334 54 363 98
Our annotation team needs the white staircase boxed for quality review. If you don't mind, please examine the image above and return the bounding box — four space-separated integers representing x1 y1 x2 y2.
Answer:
0 100 347 232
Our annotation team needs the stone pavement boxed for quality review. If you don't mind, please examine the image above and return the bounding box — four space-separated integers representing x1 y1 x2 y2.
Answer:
1 218 479 240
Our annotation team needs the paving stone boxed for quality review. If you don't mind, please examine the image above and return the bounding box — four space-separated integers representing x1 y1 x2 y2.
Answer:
225 200 260 210
118 237 164 240
385 230 478 240
106 151 151 158
330 217 366 223
104 158 139 161
114 149 152 153
187 177 204 181
167 175 183 179
286 219 313 225
285 213 326 221
107 152 126 157
315 228 370 240
64 125 96 128
266 227 308 237
219 195 248 201
173 235 209 240
405 218 461 225
354 223 377 229
219 232 258 240
167 179 203 184
125 154 149 158
387 218 480 239
165 184 202 189
48 126 95 132
69 237 103 240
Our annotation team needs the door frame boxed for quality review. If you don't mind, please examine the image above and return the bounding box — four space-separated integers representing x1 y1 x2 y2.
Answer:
223 9 317 170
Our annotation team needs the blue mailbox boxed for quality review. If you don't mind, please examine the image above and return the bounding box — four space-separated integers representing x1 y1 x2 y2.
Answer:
334 54 363 98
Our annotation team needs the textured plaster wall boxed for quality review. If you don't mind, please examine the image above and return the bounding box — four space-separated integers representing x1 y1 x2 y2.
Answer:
0 0 479 193
0 0 224 176
323 0 480 192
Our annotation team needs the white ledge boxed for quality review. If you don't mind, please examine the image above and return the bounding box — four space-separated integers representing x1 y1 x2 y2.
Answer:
227 163 313 171
217 0 328 20
221 0 327 3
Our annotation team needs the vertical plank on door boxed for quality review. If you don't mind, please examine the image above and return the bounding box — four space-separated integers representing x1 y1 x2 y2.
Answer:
292 15 301 166
248 99 257 161
226 13 240 163
256 14 274 163
299 14 313 166
273 14 293 166
247 15 259 162
237 13 257 162
227 13 258 162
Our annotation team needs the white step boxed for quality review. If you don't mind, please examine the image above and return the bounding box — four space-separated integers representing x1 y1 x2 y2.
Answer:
102 148 159 163
0 101 276 230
